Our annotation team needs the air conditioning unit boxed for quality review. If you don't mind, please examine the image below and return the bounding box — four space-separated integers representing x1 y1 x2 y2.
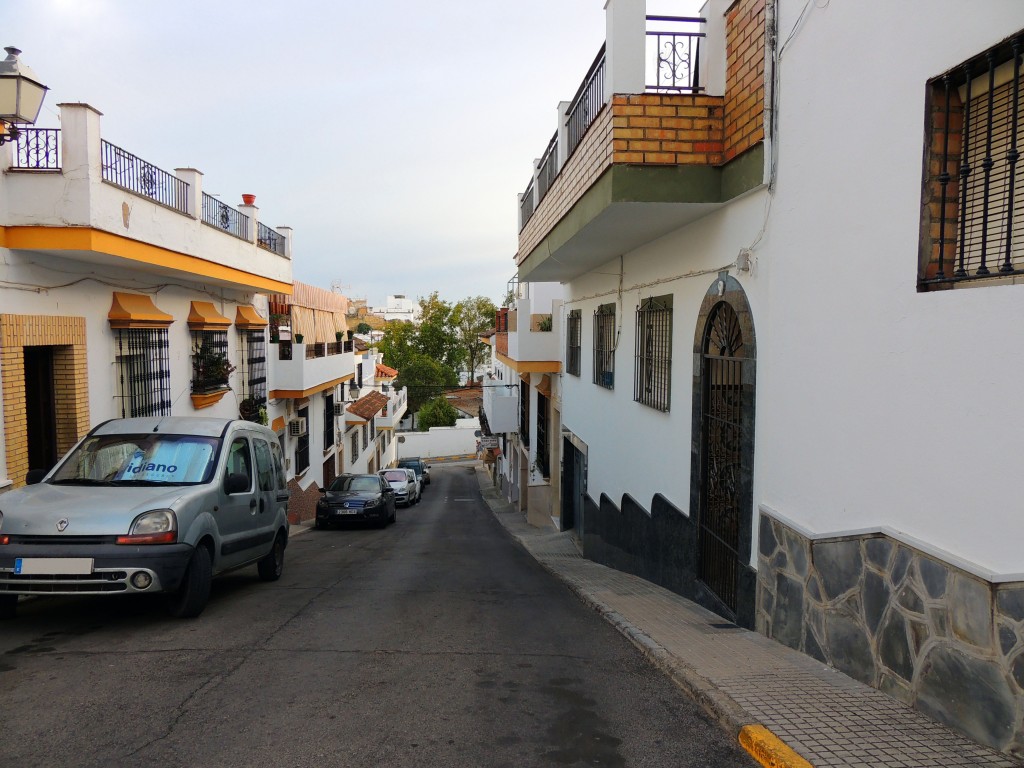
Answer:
288 417 307 437
333 402 344 416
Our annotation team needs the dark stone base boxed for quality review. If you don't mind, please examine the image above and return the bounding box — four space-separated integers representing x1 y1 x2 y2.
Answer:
582 492 756 629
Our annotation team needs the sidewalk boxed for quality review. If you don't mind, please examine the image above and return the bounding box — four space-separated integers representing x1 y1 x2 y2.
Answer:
474 466 1022 768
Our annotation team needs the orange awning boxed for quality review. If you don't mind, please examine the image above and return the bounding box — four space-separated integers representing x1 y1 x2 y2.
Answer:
235 305 268 329
187 301 231 331
108 292 173 329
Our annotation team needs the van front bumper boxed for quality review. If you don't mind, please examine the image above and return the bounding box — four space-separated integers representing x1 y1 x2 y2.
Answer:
0 541 195 595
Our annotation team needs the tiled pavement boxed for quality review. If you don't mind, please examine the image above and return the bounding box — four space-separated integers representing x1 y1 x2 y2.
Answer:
474 467 1022 768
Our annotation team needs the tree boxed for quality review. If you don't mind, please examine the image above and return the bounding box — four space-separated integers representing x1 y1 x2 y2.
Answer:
378 320 417 371
394 353 457 415
416 292 461 372
452 295 496 386
356 322 371 334
416 396 458 431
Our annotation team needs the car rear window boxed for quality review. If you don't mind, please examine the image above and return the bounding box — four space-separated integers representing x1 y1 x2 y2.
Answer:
382 470 407 482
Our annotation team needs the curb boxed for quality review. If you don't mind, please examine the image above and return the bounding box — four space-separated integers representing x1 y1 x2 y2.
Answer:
739 725 814 768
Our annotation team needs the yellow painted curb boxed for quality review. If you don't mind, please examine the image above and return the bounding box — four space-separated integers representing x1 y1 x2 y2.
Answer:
739 724 813 768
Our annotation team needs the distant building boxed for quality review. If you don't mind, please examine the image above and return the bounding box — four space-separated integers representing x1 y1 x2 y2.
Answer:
372 294 421 323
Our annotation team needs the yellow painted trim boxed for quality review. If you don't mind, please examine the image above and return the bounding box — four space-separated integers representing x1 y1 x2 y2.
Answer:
268 375 348 400
495 351 561 374
1 225 293 294
739 725 813 768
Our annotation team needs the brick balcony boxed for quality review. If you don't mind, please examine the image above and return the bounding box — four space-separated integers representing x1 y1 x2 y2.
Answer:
515 0 767 283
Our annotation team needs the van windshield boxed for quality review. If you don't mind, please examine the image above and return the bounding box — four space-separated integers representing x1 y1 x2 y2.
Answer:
50 433 221 485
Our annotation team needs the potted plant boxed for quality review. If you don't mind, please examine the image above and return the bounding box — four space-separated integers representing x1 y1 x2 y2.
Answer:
242 194 256 205
335 331 343 342
294 333 304 344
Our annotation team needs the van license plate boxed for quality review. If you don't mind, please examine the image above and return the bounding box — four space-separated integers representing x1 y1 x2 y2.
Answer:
14 558 94 575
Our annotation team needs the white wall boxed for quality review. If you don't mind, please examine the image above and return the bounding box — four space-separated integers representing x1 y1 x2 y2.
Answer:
397 421 480 460
755 0 1024 573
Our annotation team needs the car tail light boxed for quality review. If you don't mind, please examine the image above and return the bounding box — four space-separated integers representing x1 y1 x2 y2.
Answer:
0 535 8 545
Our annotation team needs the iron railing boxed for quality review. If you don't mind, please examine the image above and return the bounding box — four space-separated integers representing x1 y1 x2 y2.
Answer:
101 140 189 214
202 192 250 240
115 328 172 418
645 16 705 92
257 221 287 256
566 43 608 160
11 128 60 170
566 309 582 376
634 296 673 411
593 303 615 389
537 132 559 203
519 179 536 231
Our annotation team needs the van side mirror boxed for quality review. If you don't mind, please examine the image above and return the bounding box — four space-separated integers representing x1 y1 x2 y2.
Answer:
224 473 250 494
25 469 46 485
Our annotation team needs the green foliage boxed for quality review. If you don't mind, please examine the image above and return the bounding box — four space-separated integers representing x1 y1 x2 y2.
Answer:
417 292 461 371
417 396 458 431
379 320 417 372
453 295 497 383
394 353 457 414
356 322 371 334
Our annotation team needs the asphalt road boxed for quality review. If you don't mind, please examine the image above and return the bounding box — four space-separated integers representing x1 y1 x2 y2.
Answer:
0 464 756 768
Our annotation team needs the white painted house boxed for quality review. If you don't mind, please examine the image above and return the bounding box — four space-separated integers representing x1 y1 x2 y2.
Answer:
501 0 1024 755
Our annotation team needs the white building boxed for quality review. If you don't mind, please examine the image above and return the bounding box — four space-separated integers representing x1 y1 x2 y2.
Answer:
372 294 420 323
497 0 1024 755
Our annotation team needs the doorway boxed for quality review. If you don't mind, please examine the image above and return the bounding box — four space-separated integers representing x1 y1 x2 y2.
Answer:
24 346 58 474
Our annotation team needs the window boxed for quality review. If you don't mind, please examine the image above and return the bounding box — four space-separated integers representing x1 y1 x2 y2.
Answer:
227 438 254 490
921 32 1024 287
115 329 171 418
323 394 334 452
238 330 267 422
566 309 582 376
634 295 673 411
350 430 359 465
191 330 232 394
362 424 369 450
593 303 615 389
295 406 309 475
519 380 530 447
535 391 550 478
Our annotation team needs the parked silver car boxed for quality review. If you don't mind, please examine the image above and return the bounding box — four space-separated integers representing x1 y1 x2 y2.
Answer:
379 468 418 507
0 417 290 619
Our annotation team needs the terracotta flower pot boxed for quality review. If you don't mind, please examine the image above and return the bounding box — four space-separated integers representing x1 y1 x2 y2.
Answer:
242 194 256 205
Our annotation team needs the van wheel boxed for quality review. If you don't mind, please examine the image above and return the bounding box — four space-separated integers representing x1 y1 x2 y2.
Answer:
0 594 17 619
258 533 286 582
166 545 212 618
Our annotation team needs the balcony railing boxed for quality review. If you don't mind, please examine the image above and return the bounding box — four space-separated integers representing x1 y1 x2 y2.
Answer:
257 221 287 256
101 140 189 214
202 192 250 240
537 132 559 202
11 128 60 170
566 43 608 160
645 16 705 92
519 179 536 232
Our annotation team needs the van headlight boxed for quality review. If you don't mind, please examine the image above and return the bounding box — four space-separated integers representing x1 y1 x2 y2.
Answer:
117 509 177 545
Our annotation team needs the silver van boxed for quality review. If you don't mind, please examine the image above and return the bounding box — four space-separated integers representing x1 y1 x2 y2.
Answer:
0 417 290 619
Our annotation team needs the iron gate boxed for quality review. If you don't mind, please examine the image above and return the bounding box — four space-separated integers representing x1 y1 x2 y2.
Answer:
697 302 746 613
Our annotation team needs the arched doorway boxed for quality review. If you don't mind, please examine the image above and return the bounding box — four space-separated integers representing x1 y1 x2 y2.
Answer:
689 275 757 625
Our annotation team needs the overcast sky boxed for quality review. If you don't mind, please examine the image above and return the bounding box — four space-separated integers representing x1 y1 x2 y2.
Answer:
8 0 697 308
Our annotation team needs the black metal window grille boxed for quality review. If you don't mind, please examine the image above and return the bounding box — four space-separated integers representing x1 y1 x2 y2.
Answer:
257 222 287 256
237 330 267 422
634 295 673 411
202 192 250 240
593 303 616 389
191 330 231 394
566 310 582 376
362 425 369 450
519 380 530 448
323 394 334 452
295 407 309 474
924 34 1024 286
535 392 550 478
350 431 359 465
115 329 171 418
12 128 61 170
101 140 189 214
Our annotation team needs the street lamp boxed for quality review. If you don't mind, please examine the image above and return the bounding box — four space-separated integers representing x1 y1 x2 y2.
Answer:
0 47 48 146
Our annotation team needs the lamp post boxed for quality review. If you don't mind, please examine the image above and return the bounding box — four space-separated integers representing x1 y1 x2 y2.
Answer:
0 47 49 145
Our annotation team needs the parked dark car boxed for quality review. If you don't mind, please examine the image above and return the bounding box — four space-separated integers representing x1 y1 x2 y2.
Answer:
397 457 431 487
315 474 396 529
